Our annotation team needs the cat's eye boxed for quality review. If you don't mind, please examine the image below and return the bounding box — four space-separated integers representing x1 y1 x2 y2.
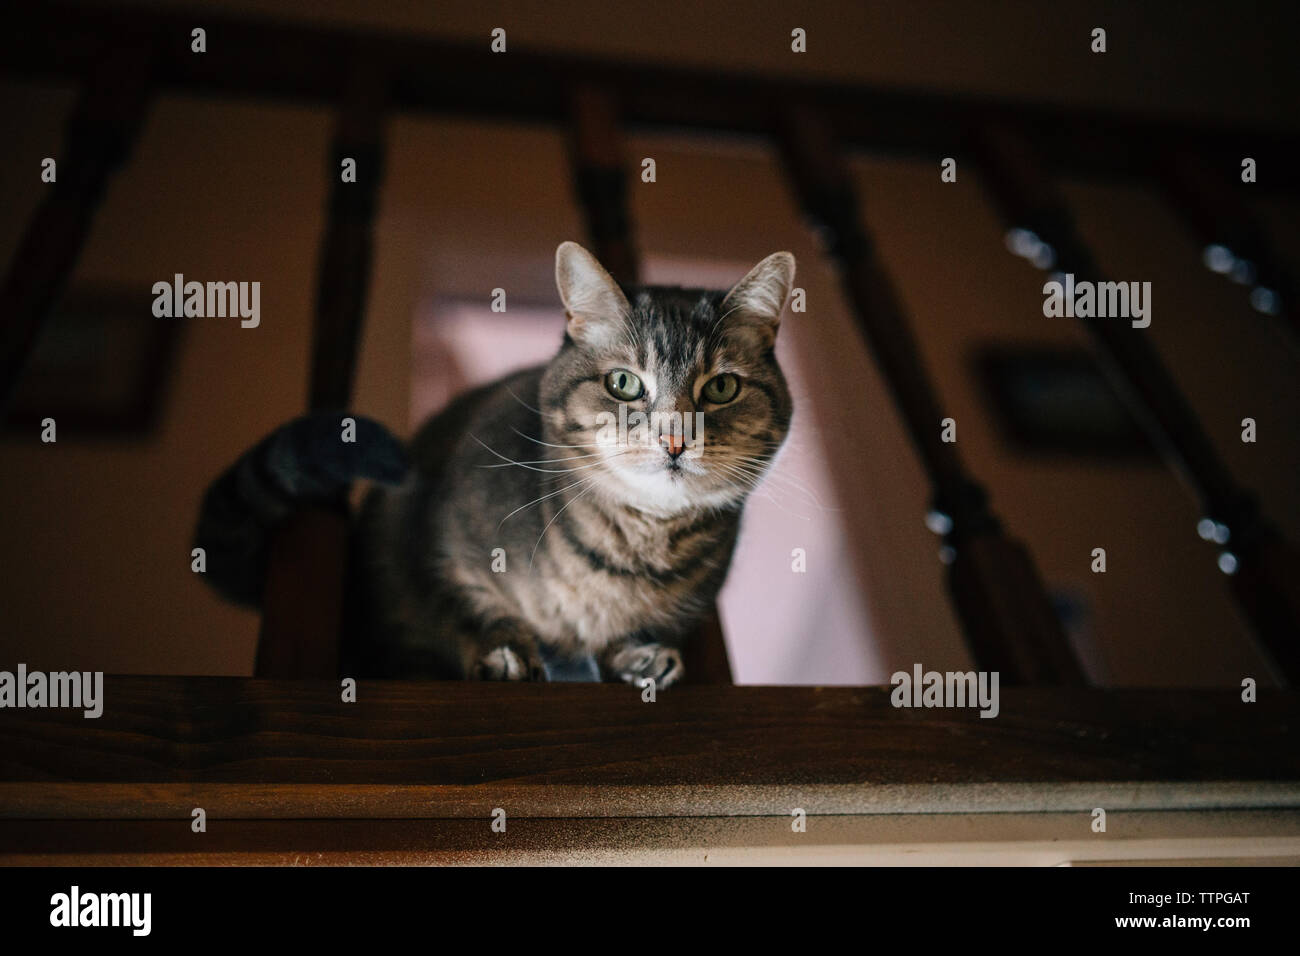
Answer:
605 369 644 401
701 373 740 404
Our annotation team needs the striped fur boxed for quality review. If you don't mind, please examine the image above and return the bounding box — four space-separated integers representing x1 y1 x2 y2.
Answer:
200 243 796 687
195 413 407 606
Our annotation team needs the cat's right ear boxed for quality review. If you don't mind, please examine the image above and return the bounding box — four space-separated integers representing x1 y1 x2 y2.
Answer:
555 241 631 349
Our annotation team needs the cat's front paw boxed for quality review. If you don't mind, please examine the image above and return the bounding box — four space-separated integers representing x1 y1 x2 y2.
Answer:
473 645 546 682
472 619 546 682
608 643 684 689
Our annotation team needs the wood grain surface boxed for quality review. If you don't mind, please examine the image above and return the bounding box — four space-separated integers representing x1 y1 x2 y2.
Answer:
2 679 1296 821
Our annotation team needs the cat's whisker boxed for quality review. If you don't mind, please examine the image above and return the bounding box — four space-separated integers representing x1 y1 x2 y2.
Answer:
711 460 766 492
713 458 793 498
470 434 603 475
738 470 831 515
497 473 601 529
510 427 599 450
712 463 804 517
529 476 598 573
734 454 837 511
504 385 545 415
480 449 605 468
712 461 816 522
534 450 633 487
757 471 835 510
471 434 621 477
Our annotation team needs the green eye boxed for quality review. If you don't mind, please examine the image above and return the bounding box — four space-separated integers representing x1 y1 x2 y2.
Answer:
702 373 740 404
605 369 644 401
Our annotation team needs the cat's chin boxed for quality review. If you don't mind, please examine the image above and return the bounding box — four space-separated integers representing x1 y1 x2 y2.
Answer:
604 464 745 516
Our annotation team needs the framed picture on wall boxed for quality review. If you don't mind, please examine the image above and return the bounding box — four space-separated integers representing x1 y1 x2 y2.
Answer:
3 284 182 436
975 345 1158 460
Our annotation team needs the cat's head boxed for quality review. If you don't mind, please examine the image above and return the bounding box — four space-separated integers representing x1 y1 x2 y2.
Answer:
540 241 795 515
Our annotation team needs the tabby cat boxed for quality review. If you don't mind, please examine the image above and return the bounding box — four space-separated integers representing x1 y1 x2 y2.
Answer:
196 241 796 686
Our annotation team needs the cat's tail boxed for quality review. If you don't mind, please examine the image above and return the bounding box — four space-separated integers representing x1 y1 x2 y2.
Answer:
193 413 409 607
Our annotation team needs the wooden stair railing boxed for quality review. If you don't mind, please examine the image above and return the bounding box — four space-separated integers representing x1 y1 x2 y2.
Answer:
567 84 734 683
975 125 1300 685
255 57 389 679
3 6 1292 687
0 41 154 408
8 4 1300 195
774 105 1087 686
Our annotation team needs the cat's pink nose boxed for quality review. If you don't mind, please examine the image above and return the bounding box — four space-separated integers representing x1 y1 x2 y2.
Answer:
660 434 685 459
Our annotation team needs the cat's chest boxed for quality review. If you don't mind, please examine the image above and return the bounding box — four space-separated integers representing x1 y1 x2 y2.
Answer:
519 501 728 648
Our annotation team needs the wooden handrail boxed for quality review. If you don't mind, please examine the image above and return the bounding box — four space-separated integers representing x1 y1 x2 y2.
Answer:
567 84 734 683
0 40 153 406
255 59 390 679
774 105 1086 686
975 125 1300 684
1 679 1296 820
5 6 1300 195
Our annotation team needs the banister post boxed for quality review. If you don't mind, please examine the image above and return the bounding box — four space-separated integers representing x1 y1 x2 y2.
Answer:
255 55 389 678
774 104 1086 686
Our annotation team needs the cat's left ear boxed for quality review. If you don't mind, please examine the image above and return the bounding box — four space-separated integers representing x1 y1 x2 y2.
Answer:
719 252 796 347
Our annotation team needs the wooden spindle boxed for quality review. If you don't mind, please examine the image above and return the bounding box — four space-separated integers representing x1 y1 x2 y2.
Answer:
976 125 1300 685
774 105 1086 685
0 43 153 408
255 57 389 678
567 84 734 683
308 60 389 411
569 86 639 285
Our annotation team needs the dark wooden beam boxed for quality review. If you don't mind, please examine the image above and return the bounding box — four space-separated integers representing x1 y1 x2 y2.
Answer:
3 5 1299 194
255 59 389 678
0 40 153 407
0 680 1296 822
775 105 1086 686
976 125 1300 686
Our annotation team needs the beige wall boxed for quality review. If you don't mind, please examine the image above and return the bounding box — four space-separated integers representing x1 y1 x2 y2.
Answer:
1 1 1296 681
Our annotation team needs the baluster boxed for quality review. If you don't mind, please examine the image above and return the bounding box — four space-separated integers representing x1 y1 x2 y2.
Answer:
0 43 153 407
567 84 734 682
774 105 1086 685
256 56 389 678
975 125 1300 684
